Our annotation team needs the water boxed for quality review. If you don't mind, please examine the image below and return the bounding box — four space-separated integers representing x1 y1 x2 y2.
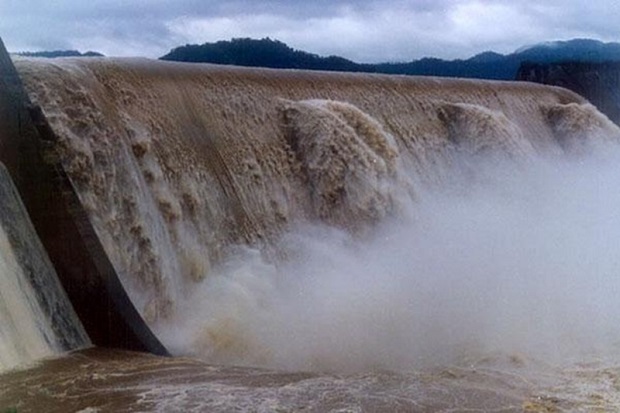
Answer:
0 164 89 372
4 57 620 410
152 151 620 374
2 348 620 412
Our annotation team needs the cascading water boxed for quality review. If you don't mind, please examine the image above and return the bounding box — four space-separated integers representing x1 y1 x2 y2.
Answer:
3 56 620 411
14 57 620 375
0 164 89 372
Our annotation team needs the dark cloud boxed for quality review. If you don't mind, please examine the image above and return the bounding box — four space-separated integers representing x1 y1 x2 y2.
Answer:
1 0 619 60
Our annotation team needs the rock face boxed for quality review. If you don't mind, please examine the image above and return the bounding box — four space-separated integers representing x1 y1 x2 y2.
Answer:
517 61 620 126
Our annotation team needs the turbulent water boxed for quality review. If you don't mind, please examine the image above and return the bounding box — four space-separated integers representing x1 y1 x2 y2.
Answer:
6 57 620 410
0 165 89 372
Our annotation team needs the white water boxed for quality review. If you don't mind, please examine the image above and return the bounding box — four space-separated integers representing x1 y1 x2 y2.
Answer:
0 167 89 372
15 57 620 376
158 148 620 372
0 223 54 371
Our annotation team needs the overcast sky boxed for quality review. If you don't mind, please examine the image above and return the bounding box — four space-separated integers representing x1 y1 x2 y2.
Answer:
1 0 619 62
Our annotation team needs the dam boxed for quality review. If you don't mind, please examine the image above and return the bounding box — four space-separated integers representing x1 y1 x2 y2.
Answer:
3 36 620 411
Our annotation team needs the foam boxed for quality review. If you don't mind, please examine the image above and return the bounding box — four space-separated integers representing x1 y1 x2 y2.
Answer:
0 166 89 371
14 58 620 371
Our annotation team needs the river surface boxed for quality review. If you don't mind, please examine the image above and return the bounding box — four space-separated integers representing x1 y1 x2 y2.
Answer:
2 348 620 412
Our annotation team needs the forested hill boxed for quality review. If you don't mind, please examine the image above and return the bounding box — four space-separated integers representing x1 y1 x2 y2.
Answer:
161 38 367 72
517 60 620 126
161 38 620 80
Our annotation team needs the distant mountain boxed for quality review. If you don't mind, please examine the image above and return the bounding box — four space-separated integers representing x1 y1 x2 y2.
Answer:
517 60 620 126
515 39 620 63
17 50 104 58
161 38 620 80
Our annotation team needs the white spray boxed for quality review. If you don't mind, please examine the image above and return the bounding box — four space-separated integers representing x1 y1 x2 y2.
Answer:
158 147 620 372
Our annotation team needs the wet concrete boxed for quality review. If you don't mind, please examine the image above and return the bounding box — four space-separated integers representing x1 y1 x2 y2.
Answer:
0 37 167 355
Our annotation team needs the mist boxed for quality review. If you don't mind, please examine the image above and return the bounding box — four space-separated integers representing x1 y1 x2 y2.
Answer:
157 147 620 373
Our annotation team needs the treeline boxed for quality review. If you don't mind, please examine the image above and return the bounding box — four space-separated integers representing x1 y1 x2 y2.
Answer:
161 38 366 72
161 38 620 80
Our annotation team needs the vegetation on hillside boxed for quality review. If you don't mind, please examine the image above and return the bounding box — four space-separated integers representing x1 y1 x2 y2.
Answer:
161 38 620 80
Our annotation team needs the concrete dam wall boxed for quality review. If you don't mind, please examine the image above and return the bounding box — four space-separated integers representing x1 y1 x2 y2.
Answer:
2 35 620 367
0 37 167 357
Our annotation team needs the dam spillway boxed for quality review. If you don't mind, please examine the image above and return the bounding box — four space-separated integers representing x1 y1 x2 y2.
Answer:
3 35 620 380
0 163 89 371
0 38 167 356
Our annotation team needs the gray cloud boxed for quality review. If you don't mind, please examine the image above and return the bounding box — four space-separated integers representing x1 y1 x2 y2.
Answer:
1 0 619 61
